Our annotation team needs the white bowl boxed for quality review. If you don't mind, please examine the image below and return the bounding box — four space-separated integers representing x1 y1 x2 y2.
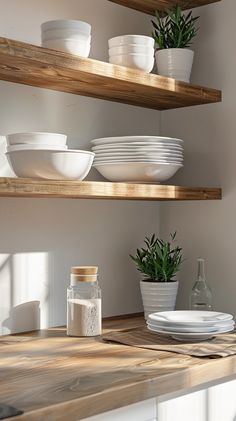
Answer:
42 39 91 57
41 20 91 34
109 44 154 56
7 149 95 180
91 136 183 145
108 35 154 48
109 53 154 73
6 132 67 146
93 162 182 182
94 151 183 158
42 30 91 43
6 144 68 152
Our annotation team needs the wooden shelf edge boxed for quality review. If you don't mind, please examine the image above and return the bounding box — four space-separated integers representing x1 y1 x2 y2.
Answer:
0 178 222 201
109 0 221 15
0 37 221 111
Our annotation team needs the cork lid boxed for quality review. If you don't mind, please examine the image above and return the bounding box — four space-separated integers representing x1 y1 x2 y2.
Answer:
71 266 98 275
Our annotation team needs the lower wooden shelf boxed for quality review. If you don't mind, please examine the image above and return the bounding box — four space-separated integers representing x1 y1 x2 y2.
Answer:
0 178 222 201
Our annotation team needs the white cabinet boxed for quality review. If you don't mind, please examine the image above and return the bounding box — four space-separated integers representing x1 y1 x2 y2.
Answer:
82 398 157 421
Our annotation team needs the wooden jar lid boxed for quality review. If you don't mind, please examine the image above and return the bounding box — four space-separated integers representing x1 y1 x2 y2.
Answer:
71 266 98 275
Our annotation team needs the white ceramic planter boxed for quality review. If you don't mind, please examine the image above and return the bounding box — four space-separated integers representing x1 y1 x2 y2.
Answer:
155 48 194 83
140 280 179 320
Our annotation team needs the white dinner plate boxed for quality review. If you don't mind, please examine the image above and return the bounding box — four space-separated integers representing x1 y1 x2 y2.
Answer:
147 320 235 333
91 136 184 145
147 324 235 342
93 160 183 165
94 152 183 158
92 145 183 152
148 311 233 327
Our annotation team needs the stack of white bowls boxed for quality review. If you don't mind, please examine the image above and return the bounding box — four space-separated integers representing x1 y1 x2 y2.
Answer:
6 132 94 180
91 136 183 183
108 35 155 73
147 310 235 342
41 20 91 57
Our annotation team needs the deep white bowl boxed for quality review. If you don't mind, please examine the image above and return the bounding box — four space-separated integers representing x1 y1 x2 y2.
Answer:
42 38 91 57
6 132 67 146
109 44 154 56
7 149 95 180
109 53 154 72
108 35 154 48
41 20 91 34
93 162 182 182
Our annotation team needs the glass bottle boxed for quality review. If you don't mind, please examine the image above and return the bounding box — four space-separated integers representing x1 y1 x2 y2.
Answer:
67 266 102 337
190 258 213 311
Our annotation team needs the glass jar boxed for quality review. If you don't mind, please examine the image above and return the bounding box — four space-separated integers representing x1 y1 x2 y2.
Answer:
67 266 102 337
190 258 213 311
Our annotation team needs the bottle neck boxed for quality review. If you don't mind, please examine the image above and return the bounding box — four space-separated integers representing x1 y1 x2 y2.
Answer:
197 259 206 282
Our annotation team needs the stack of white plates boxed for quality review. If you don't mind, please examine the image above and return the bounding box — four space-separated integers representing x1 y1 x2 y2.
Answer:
41 20 91 57
108 35 155 73
147 311 235 342
91 136 183 183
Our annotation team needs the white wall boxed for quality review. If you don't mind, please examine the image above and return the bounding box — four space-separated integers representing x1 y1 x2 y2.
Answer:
0 0 161 334
160 1 235 315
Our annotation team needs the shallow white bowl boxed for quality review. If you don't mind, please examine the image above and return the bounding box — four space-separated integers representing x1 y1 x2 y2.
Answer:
6 132 67 146
94 151 183 158
93 162 182 182
42 39 91 57
91 136 183 145
7 149 95 180
92 145 183 153
42 30 91 43
94 159 183 165
41 20 91 34
109 44 154 56
109 53 154 73
108 35 154 48
6 144 68 152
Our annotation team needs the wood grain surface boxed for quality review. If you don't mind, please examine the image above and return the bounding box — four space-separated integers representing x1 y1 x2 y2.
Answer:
0 178 222 201
0 316 236 421
109 0 221 15
0 38 221 111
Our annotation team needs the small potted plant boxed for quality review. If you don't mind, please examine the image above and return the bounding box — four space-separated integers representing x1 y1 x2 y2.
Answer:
130 232 183 319
151 5 199 82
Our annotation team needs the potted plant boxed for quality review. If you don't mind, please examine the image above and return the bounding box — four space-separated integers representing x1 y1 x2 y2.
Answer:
130 232 183 320
151 5 199 82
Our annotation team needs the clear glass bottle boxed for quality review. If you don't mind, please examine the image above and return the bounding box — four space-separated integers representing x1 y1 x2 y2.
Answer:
67 266 102 337
190 258 213 311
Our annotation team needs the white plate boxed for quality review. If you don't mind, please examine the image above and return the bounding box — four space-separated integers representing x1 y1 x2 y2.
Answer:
94 160 183 165
92 145 183 151
148 311 233 326
94 152 183 158
147 320 235 333
91 136 183 146
147 324 235 342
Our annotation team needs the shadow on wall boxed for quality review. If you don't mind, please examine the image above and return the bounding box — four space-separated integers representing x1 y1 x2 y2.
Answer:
2 301 40 334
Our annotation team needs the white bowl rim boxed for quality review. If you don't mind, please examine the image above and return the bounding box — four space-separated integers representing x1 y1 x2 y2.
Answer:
6 132 67 138
41 20 91 31
6 149 95 156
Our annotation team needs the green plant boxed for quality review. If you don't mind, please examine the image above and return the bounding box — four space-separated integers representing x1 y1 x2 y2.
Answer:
151 5 199 49
130 232 183 282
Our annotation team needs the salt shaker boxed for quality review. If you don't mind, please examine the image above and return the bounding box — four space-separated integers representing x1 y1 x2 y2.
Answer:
67 266 102 337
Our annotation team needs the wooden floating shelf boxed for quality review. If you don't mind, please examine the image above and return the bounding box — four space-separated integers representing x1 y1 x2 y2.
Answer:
109 0 221 15
0 37 221 111
0 178 222 201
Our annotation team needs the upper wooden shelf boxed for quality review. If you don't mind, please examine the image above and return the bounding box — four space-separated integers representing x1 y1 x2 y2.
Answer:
0 37 221 111
109 0 221 15
0 178 221 201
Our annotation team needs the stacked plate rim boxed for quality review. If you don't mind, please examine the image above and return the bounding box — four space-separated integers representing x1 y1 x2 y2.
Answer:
91 136 183 183
147 310 235 342
108 35 155 73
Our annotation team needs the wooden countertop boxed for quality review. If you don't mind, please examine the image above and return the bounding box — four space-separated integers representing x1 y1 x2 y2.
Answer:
1 315 236 421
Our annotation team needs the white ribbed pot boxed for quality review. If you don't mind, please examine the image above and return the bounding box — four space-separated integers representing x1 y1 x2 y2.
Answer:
140 280 179 320
155 48 194 82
